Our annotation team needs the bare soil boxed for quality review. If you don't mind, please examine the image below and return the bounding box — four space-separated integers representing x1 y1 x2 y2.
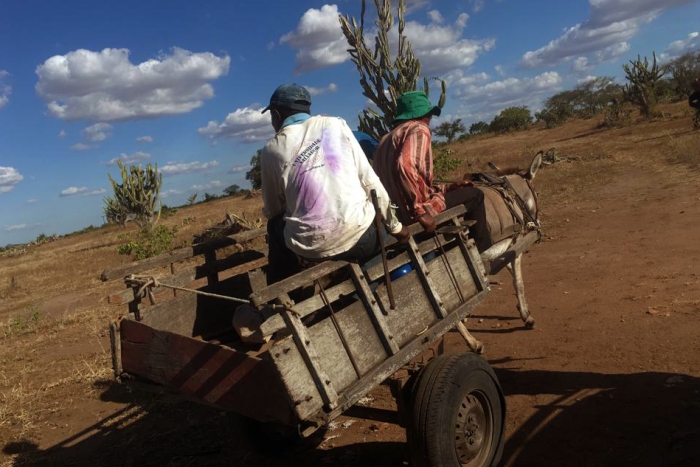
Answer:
1 104 699 466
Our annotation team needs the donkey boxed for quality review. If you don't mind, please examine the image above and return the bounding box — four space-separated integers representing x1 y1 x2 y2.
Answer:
456 152 543 354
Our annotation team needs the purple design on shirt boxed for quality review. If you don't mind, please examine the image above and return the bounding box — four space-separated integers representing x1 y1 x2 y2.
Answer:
321 127 343 173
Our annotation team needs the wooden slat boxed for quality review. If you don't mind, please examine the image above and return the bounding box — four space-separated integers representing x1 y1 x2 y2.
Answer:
405 236 449 319
312 288 490 429
108 254 268 305
348 263 400 355
249 260 348 306
119 319 295 425
485 230 539 275
139 292 198 335
273 293 339 411
101 227 267 281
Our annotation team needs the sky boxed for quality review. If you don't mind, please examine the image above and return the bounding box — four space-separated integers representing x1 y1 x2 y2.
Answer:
1 0 699 245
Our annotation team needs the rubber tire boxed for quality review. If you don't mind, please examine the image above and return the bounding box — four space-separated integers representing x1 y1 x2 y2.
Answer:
409 352 505 467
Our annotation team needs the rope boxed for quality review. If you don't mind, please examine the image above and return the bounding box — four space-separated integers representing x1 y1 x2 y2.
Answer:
123 273 300 316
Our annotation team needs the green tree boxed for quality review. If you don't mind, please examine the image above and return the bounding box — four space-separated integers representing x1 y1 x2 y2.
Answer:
433 119 466 143
187 193 198 205
339 0 446 141
104 161 162 228
469 121 489 135
622 52 666 118
245 150 262 190
489 106 533 134
223 184 242 196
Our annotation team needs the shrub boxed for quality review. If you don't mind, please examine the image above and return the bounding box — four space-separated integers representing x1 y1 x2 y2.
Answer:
490 106 532 134
469 121 489 135
117 224 179 260
433 148 462 180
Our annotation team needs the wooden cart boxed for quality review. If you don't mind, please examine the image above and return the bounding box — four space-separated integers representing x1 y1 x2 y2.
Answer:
106 205 506 467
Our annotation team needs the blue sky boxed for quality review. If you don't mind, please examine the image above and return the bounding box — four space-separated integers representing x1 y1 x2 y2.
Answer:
1 0 699 245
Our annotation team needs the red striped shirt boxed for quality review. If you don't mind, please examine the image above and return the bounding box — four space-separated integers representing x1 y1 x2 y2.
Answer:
374 120 446 223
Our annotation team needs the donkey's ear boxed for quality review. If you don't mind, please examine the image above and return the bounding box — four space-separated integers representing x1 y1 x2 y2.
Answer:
527 151 543 180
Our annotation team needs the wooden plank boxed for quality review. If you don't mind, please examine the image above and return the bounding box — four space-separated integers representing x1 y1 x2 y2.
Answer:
277 293 339 409
101 227 267 281
260 279 357 337
270 297 389 420
204 250 219 285
311 288 490 428
405 236 449 319
109 319 122 378
250 260 348 306
428 246 478 311
140 292 198 335
348 263 400 355
379 270 436 348
108 254 268 305
248 268 267 293
119 319 295 425
485 230 540 275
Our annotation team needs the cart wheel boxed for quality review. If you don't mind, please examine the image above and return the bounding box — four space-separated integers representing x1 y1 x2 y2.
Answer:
409 352 505 467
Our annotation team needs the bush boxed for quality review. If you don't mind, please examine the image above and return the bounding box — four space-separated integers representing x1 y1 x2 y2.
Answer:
433 148 462 180
490 106 532 134
117 225 179 260
469 121 489 135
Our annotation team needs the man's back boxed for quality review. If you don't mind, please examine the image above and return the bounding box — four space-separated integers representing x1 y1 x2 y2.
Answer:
262 116 376 259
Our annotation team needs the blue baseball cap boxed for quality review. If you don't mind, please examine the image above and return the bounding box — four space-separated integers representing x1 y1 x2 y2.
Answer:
262 84 312 114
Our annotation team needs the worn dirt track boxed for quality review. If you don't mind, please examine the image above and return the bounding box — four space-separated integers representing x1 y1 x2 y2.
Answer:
2 112 699 466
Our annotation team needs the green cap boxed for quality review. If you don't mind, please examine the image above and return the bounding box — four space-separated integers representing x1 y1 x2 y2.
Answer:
392 91 441 124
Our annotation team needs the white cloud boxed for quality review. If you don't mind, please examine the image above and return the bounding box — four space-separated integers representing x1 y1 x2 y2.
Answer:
453 71 563 121
107 151 151 166
4 223 42 232
0 70 10 109
572 56 592 73
136 135 153 143
405 0 429 14
665 31 700 57
494 65 505 76
82 188 107 196
161 160 219 176
520 0 695 69
26 199 38 204
391 12 493 76
594 41 630 62
198 107 273 142
58 129 66 138
83 122 113 142
160 189 182 199
35 47 230 121
428 10 444 23
229 164 252 174
60 186 87 196
0 166 24 194
70 143 93 151
305 83 338 96
191 180 222 191
280 4 350 74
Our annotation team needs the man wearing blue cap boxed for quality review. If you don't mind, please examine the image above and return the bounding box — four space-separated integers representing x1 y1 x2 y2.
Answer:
374 91 491 252
260 83 409 284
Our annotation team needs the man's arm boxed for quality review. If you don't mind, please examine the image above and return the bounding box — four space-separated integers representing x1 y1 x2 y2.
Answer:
260 146 285 220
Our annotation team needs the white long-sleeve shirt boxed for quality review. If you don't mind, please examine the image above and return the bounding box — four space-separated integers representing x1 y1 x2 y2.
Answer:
261 115 403 260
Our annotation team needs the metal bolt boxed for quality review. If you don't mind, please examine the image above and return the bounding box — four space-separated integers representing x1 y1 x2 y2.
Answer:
469 437 475 445
325 379 331 385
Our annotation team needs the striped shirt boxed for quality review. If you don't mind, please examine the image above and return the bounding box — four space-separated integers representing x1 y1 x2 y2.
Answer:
374 120 446 223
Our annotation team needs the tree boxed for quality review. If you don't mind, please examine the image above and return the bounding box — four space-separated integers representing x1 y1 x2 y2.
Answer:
469 121 489 135
104 161 162 228
667 51 700 101
433 119 465 143
223 184 242 196
187 193 198 205
489 106 532 134
339 0 446 141
622 52 666 118
245 150 262 190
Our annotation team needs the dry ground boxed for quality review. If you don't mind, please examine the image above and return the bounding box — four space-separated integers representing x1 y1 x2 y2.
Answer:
1 103 699 466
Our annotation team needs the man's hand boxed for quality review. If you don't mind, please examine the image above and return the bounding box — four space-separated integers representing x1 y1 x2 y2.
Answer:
391 225 410 244
418 213 436 234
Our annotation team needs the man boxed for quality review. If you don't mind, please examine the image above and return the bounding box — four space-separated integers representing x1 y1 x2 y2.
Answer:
260 83 409 284
374 91 491 252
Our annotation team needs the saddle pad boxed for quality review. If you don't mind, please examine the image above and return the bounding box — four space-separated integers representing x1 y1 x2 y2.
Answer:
478 185 522 244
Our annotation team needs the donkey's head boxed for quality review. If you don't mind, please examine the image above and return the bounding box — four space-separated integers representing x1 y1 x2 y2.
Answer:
493 151 542 228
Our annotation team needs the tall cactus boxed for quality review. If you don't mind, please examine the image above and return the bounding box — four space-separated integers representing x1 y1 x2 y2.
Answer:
339 0 446 141
104 161 162 228
622 52 666 118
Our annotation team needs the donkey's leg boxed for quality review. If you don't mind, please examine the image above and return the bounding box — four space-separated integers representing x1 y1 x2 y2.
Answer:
457 321 484 354
506 254 535 328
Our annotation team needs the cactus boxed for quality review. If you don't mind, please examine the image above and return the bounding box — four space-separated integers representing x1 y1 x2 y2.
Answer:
339 0 446 141
622 52 666 118
104 161 162 228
